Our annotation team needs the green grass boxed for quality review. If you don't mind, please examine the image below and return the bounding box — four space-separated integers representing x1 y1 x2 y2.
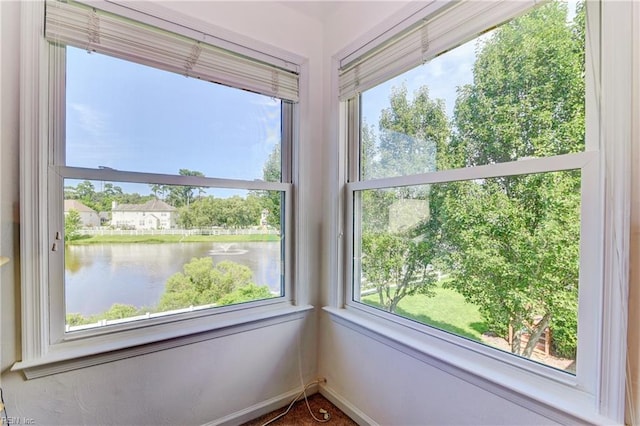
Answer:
67 233 280 245
362 284 488 341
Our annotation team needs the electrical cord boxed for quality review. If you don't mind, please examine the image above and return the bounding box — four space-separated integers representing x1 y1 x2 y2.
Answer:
0 387 8 424
260 328 331 426
302 392 331 423
260 379 330 426
296 323 331 424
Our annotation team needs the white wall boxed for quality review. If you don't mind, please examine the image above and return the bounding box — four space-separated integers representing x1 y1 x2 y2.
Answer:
0 0 21 387
318 315 557 425
0 2 323 425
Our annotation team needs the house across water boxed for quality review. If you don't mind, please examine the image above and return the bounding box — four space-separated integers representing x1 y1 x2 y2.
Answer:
111 199 177 230
64 199 100 228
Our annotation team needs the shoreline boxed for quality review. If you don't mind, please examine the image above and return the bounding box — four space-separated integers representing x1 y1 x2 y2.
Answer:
67 233 281 245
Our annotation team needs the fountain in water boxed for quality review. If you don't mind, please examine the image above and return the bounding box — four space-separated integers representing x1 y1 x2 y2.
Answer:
208 243 248 256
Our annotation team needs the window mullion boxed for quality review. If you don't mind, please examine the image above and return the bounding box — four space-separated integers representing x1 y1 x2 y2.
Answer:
48 42 67 344
281 101 294 184
347 97 360 183
348 151 597 192
55 166 290 192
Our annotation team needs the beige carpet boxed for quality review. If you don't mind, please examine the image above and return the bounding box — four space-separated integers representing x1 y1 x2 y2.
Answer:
241 392 358 426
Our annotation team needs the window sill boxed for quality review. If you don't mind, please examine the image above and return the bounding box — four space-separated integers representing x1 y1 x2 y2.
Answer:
323 306 615 425
13 303 313 379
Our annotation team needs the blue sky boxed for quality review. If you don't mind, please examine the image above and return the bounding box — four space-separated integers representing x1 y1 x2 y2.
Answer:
362 34 480 129
67 38 476 198
66 46 281 190
361 1 577 130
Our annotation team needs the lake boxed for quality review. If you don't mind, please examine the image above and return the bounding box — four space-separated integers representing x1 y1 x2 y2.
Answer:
65 241 281 316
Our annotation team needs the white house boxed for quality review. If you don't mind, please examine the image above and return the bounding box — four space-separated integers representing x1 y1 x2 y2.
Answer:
111 199 177 230
63 199 100 228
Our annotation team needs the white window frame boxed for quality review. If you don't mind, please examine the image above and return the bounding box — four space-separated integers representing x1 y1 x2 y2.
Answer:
15 0 311 379
328 0 631 423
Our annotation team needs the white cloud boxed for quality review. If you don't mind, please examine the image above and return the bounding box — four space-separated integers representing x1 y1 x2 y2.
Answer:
69 103 111 136
66 103 133 167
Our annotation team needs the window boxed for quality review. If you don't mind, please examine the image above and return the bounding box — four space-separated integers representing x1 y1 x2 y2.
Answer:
351 1 589 373
60 46 290 333
337 0 630 422
17 0 306 376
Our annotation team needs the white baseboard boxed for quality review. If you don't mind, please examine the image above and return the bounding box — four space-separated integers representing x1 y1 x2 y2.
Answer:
319 384 378 426
203 383 319 426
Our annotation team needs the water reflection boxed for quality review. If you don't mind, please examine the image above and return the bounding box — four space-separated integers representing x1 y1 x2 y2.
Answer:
65 241 281 316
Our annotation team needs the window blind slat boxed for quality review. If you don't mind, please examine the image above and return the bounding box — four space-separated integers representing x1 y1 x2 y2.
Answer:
45 0 299 102
339 0 540 100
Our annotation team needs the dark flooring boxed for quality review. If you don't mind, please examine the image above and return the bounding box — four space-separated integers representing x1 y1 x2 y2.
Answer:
241 392 359 426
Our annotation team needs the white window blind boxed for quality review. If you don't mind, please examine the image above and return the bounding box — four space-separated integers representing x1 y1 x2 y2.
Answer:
338 0 540 100
45 0 299 102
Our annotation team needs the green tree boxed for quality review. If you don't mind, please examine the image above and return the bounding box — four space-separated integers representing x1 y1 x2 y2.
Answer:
76 180 96 200
165 169 205 207
376 85 451 178
150 184 167 200
177 197 217 229
362 229 438 312
66 312 89 327
216 195 262 228
157 258 255 311
360 121 376 179
98 303 140 320
177 195 264 229
217 283 273 306
64 209 82 241
257 144 282 228
263 143 281 183
360 85 450 313
93 183 124 212
117 192 155 206
442 1 584 358
75 180 98 210
66 303 145 327
64 260 261 328
64 185 78 200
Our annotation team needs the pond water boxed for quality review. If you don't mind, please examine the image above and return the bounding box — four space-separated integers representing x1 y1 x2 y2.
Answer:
65 241 281 316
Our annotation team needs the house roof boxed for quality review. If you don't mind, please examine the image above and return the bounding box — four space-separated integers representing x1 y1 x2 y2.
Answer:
112 199 177 212
64 199 96 213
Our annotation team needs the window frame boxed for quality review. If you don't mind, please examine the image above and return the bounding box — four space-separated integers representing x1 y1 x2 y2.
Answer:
332 0 631 423
15 0 311 379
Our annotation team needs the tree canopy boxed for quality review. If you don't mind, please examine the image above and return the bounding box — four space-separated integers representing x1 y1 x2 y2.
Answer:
158 258 258 311
64 209 82 241
360 84 449 312
441 1 584 358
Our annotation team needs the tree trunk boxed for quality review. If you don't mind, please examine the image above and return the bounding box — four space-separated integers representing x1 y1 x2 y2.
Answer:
511 331 522 354
388 298 399 313
522 314 551 358
377 286 385 308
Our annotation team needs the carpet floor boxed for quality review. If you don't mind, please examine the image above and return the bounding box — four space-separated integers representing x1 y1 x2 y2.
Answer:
241 392 358 426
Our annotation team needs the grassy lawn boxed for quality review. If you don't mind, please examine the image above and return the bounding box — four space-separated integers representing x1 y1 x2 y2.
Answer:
68 233 280 245
362 284 488 341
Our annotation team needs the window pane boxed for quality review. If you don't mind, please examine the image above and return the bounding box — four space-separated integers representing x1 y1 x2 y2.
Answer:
66 46 282 181
360 1 585 180
353 170 580 373
64 180 283 331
